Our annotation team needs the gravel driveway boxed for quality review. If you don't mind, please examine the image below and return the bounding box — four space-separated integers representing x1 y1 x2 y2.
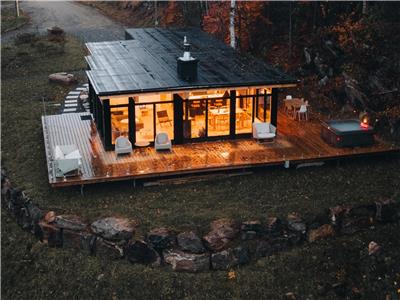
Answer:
1 1 125 43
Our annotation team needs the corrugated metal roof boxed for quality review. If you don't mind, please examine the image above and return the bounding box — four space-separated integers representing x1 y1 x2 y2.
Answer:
86 27 297 95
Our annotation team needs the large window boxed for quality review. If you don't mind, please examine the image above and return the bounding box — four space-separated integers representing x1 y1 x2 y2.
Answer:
208 98 230 137
135 104 154 143
110 106 129 144
134 92 174 143
236 89 254 134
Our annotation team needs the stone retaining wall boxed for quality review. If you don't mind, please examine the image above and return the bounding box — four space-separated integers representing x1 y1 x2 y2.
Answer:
2 168 399 272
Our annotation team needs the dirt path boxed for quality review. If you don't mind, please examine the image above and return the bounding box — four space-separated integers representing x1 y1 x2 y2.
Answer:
1 1 125 43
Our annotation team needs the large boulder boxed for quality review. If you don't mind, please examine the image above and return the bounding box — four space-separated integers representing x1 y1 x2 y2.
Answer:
124 240 160 265
91 217 136 241
211 246 249 270
93 237 124 259
308 224 336 242
146 227 176 250
203 218 238 251
164 249 210 272
265 217 283 237
177 231 205 253
54 215 87 231
287 212 307 234
62 230 95 254
38 220 63 247
48 72 77 85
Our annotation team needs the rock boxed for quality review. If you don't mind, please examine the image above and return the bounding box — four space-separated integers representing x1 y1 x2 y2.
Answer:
330 204 351 225
341 217 372 235
125 240 160 265
93 237 124 259
203 218 238 251
91 217 136 241
62 229 95 254
285 292 297 300
308 224 336 242
255 240 272 258
375 199 397 223
210 218 238 238
270 236 291 253
38 220 63 247
241 220 262 232
287 212 306 234
368 241 381 256
44 211 56 223
241 231 258 240
211 246 249 270
48 72 77 85
319 75 329 86
164 249 210 272
54 215 87 231
147 227 176 250
19 200 44 230
265 217 283 236
177 231 205 253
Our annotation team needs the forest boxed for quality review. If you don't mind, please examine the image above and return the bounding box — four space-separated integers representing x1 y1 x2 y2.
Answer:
87 1 400 141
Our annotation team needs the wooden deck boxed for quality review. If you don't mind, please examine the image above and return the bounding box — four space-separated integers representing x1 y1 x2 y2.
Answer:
42 112 399 187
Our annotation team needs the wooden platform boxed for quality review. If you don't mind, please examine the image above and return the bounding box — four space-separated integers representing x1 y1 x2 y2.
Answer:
42 112 399 187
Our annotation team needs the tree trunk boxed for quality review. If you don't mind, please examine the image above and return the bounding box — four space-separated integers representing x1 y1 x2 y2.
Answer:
289 2 292 59
362 1 367 15
230 0 236 49
15 0 20 17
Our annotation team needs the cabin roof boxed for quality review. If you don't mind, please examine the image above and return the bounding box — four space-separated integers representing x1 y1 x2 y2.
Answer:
86 27 298 96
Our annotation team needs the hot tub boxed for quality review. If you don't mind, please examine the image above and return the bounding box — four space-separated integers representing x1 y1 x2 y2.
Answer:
321 119 375 147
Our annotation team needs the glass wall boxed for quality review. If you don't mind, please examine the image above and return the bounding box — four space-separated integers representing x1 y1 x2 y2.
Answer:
236 89 254 134
135 104 154 143
110 106 129 144
208 99 230 137
134 92 174 144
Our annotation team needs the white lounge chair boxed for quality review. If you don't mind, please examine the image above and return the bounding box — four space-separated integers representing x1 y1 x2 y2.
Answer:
53 145 82 177
115 136 132 155
155 132 172 151
252 122 276 142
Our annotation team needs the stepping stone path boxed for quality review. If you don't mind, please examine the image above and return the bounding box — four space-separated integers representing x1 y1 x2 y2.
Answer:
61 83 89 114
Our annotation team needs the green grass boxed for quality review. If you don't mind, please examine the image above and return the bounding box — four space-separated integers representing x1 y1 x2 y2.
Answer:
1 3 29 33
2 31 400 299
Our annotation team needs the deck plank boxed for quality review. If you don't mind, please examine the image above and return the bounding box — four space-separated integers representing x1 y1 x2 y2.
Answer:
42 112 399 187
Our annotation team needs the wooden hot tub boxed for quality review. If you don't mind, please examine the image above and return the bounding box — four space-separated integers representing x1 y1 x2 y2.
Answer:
321 119 375 147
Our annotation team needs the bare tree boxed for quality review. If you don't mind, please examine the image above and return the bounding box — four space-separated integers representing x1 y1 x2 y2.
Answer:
230 0 236 49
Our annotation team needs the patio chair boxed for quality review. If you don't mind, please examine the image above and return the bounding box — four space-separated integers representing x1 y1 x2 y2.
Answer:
252 122 276 143
52 145 82 177
157 110 173 127
155 132 172 151
296 104 308 121
115 136 132 155
284 95 294 114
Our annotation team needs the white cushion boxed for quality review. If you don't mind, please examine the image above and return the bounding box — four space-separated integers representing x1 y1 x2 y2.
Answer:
65 149 81 159
54 146 64 160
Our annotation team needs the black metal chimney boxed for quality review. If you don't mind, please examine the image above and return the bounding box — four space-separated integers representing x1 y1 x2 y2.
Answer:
177 36 198 82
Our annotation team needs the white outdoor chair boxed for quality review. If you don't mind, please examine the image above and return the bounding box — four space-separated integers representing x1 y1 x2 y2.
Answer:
155 132 172 151
53 145 82 177
115 136 132 155
284 95 293 114
296 104 308 121
252 122 276 143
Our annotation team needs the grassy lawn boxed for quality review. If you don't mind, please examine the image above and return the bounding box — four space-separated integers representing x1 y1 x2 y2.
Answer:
2 33 400 299
1 2 29 33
